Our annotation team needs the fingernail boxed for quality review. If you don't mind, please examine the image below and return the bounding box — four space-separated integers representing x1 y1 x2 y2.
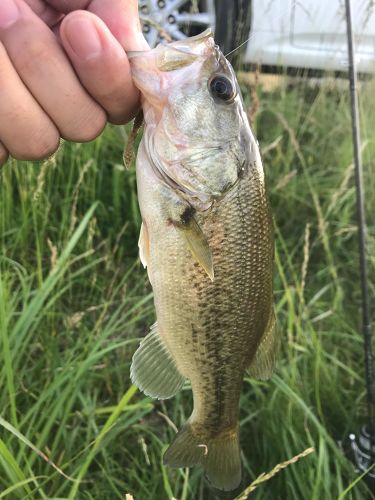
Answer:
64 17 102 60
0 0 20 29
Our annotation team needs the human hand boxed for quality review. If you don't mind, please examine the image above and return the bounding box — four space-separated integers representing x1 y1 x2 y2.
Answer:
0 0 149 166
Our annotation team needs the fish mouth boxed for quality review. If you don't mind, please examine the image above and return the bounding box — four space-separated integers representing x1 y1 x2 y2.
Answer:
166 28 214 55
127 28 215 71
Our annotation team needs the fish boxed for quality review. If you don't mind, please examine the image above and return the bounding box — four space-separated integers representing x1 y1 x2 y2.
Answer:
128 30 277 491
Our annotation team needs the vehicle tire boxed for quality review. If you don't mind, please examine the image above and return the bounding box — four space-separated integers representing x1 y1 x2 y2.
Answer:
139 0 251 66
214 0 252 66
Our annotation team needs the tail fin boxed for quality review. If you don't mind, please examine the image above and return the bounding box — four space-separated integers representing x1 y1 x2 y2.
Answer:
163 422 241 491
203 428 241 491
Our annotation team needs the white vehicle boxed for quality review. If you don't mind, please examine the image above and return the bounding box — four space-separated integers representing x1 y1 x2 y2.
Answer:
139 0 375 72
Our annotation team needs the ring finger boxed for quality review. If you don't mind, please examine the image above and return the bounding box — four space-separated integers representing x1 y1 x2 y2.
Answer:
0 42 60 160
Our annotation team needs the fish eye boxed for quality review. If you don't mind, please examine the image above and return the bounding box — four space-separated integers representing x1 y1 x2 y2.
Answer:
209 75 236 102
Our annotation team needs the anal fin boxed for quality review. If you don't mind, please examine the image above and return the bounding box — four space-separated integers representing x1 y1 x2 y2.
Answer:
247 308 278 380
130 323 185 399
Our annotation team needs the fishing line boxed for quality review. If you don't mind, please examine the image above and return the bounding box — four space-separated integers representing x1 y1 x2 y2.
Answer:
224 10 287 60
225 34 255 59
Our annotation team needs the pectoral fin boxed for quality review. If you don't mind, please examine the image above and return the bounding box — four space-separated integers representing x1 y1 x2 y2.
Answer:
177 216 214 281
138 221 150 268
247 308 278 380
130 323 185 399
158 185 214 280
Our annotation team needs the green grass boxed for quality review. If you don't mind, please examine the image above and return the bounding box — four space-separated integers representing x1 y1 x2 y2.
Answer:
0 73 374 499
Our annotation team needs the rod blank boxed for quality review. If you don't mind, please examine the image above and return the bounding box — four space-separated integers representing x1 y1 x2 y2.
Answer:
345 0 374 430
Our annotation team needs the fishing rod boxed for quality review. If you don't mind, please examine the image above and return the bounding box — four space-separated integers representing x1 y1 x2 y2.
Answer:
344 0 375 488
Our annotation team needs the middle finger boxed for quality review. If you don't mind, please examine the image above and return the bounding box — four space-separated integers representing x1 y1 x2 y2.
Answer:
24 0 62 26
0 0 106 142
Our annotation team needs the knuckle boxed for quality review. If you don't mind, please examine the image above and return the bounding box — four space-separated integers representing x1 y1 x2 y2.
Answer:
64 106 106 142
108 103 139 125
16 40 52 77
0 144 9 167
14 128 60 161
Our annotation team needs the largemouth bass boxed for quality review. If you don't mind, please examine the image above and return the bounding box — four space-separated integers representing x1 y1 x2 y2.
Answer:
129 30 277 491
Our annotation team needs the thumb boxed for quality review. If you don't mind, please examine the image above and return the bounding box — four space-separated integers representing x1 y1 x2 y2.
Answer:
46 0 149 51
88 0 149 51
60 10 142 124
